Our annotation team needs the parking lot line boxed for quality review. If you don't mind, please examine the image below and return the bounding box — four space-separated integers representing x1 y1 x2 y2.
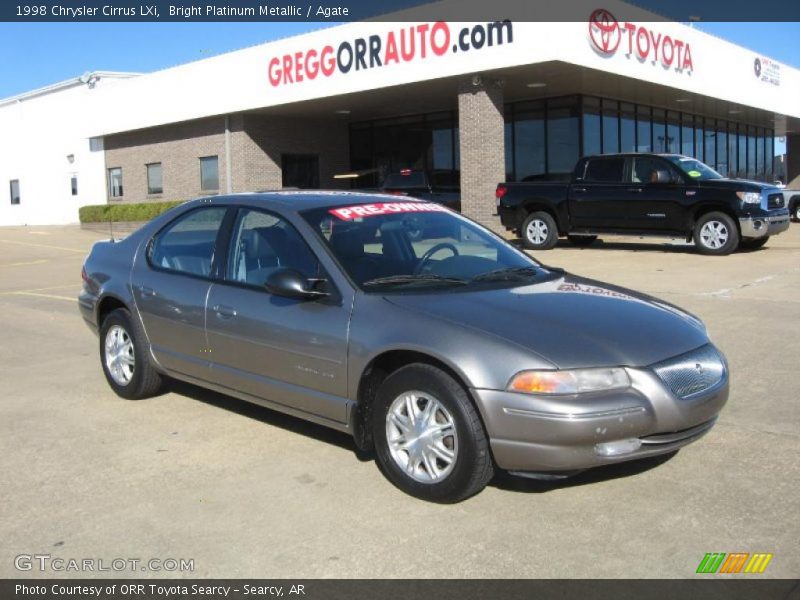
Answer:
0 239 87 253
0 259 49 268
5 291 76 302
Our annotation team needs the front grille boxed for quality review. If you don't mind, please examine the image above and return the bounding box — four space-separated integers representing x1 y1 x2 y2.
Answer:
650 344 726 400
768 193 784 209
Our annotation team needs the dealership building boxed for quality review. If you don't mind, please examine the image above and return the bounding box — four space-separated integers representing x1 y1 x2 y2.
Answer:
1 1 799 228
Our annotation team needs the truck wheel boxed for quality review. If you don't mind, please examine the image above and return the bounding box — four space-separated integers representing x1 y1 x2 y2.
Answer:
521 212 558 250
567 235 598 247
693 212 739 255
372 364 494 503
739 236 769 250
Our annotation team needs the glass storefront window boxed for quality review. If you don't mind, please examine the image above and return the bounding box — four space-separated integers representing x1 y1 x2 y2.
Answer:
747 126 757 179
737 126 747 178
546 98 579 175
728 123 738 177
716 123 728 177
620 103 636 152
652 108 666 152
666 111 680 154
602 98 619 154
764 135 775 182
636 106 651 152
681 115 694 158
583 110 601 156
514 101 546 180
504 120 514 180
703 119 716 169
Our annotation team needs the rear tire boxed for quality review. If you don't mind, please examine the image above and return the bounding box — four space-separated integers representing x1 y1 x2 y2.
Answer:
100 308 163 400
372 364 494 503
739 236 769 250
693 212 739 255
520 211 558 250
567 234 598 247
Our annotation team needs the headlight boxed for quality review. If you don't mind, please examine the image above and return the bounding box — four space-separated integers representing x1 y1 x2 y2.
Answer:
736 191 761 205
507 368 630 395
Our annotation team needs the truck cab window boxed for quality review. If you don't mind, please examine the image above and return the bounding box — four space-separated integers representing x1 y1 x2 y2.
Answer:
584 157 625 183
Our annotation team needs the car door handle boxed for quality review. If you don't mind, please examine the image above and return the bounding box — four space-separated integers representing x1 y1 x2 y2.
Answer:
213 304 237 319
573 187 587 193
627 187 643 193
139 285 156 297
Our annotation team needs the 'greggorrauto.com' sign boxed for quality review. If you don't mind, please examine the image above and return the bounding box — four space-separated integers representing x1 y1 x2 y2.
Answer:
268 21 514 86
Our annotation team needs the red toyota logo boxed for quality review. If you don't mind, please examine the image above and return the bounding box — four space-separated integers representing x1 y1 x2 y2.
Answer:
589 8 621 54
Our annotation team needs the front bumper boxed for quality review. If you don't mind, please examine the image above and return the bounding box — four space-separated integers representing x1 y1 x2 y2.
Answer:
739 211 790 239
471 361 728 473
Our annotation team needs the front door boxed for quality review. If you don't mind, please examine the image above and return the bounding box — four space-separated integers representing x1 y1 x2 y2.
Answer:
627 156 687 232
205 207 351 424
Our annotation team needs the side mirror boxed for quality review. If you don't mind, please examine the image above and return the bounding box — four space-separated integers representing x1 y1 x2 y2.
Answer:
265 268 329 300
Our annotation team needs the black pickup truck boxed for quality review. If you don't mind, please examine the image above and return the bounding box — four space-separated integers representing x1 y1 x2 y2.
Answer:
496 153 790 255
381 169 461 211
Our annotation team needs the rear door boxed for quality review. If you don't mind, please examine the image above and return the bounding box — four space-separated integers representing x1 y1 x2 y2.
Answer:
568 156 629 229
627 156 687 232
132 206 229 381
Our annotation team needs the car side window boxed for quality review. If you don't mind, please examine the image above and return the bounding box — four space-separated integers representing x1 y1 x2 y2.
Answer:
631 157 680 184
584 157 625 183
149 207 227 278
227 208 320 287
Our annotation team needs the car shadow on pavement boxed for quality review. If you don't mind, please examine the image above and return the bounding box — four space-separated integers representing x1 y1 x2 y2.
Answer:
166 379 371 460
489 451 678 494
165 379 678 491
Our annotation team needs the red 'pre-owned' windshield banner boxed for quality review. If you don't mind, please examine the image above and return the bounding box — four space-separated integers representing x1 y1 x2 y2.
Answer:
328 202 449 220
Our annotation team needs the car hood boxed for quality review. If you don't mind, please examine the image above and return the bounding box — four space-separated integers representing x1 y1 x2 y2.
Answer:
383 274 710 369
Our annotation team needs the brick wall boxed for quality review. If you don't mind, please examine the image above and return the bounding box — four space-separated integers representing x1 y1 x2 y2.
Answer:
104 117 228 203
458 78 505 231
234 115 350 192
103 114 350 204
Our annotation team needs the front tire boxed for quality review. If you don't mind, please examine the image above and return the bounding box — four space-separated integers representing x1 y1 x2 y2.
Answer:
100 308 163 400
693 212 739 255
520 211 558 250
372 364 494 503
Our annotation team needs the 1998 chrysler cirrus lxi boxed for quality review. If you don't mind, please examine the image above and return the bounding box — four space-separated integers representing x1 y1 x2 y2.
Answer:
79 192 728 502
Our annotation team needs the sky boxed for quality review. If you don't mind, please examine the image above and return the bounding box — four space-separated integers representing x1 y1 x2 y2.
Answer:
0 20 796 154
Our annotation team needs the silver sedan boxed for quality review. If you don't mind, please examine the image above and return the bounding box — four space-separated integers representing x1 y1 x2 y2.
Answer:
79 192 728 502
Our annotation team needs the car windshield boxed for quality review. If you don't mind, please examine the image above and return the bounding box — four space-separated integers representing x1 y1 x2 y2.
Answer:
302 201 548 292
666 156 724 181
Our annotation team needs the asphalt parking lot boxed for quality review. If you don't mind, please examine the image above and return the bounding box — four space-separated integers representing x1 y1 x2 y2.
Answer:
0 224 798 579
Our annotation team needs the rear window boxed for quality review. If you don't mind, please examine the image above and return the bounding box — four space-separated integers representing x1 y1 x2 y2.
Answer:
584 157 625 183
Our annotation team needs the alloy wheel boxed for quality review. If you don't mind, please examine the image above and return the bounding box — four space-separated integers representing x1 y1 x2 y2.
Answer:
104 325 135 386
385 390 458 483
526 219 549 245
699 220 729 250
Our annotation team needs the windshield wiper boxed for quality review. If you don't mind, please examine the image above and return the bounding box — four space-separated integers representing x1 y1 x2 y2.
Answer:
362 274 469 288
471 266 541 282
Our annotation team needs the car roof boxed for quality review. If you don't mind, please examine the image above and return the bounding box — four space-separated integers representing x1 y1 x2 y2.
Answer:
187 190 414 213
